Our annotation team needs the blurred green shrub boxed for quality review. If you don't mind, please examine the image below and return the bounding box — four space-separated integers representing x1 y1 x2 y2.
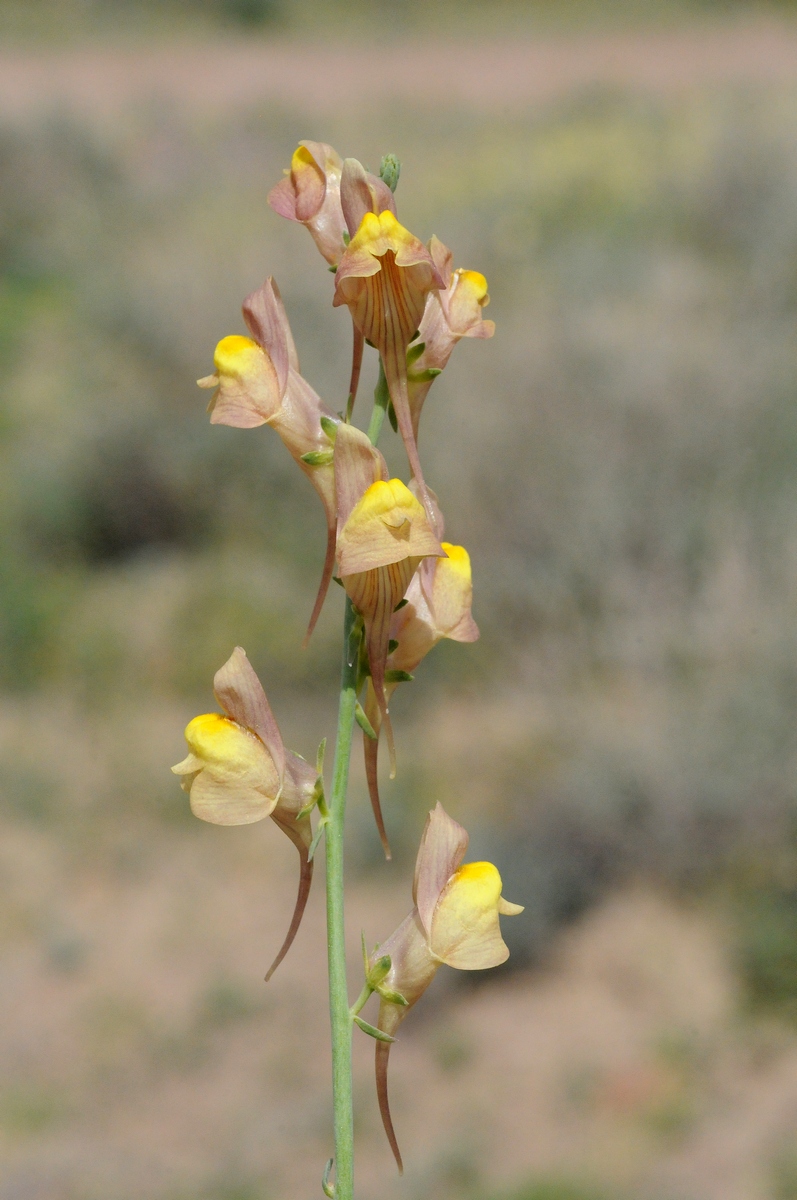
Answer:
4 88 797 969
734 883 797 1022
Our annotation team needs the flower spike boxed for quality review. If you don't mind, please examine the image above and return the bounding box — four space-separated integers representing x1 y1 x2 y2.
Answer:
198 278 339 644
365 804 523 1171
171 648 320 980
333 209 446 522
362 544 479 858
408 235 496 442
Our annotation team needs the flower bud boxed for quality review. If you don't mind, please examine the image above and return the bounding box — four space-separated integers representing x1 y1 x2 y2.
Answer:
379 153 401 193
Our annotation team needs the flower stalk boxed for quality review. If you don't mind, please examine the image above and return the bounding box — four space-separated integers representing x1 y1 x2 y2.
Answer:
325 592 360 1200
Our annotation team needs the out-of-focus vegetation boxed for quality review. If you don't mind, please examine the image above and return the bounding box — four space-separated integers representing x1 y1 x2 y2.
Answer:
7 26 797 1192
1 0 797 41
5 84 797 1007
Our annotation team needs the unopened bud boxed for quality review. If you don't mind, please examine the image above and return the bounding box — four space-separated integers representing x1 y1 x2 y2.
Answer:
300 448 334 466
379 153 401 193
367 954 392 988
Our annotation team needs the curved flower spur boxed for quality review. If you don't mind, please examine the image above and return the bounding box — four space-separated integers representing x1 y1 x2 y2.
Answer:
352 803 523 1172
171 647 323 981
198 277 339 644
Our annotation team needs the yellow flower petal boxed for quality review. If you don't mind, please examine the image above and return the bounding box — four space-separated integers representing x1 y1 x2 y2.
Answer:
430 861 516 970
338 479 443 575
208 335 282 429
180 713 281 825
213 334 264 378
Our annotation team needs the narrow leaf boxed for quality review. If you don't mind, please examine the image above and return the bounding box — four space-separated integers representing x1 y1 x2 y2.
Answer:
320 415 338 440
385 669 413 683
354 1015 396 1043
355 701 378 740
308 820 327 862
406 340 426 366
376 986 409 1006
322 1158 335 1198
366 953 391 987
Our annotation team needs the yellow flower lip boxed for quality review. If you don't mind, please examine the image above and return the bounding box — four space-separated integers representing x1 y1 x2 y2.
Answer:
291 144 316 172
455 268 489 304
351 210 408 249
448 860 503 907
439 542 470 579
337 478 444 576
344 209 435 273
428 858 523 969
184 712 266 773
352 479 424 530
213 335 264 380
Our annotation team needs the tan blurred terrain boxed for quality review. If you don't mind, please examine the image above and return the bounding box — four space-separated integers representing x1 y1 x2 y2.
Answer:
1 20 797 119
4 8 797 1200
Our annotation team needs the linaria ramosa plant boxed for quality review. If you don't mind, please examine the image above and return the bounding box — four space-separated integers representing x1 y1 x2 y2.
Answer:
173 145 521 1198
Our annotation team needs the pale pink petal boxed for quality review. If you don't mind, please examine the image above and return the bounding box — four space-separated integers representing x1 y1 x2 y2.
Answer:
189 772 275 825
412 803 469 937
333 422 388 534
213 647 286 786
242 277 292 391
267 175 298 221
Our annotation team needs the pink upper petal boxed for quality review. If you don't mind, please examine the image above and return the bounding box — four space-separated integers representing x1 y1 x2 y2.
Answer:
242 278 294 391
413 803 469 939
333 422 388 535
213 647 286 788
267 176 299 221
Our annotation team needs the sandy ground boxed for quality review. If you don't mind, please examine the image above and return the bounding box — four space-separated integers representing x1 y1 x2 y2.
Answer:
1 694 797 1200
1 19 797 122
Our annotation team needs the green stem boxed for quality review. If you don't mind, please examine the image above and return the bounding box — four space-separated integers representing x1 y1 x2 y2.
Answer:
349 983 373 1019
326 354 390 1197
325 595 359 1199
367 358 390 445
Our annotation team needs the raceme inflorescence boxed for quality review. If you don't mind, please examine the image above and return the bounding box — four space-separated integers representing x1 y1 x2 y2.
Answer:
172 142 520 1199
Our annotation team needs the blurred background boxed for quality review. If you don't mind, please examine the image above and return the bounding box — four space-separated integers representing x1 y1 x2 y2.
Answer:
4 1 797 1198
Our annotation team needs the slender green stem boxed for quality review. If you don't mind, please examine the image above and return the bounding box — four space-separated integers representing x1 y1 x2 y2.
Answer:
325 595 360 1199
349 983 373 1019
325 358 390 1197
367 358 390 445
